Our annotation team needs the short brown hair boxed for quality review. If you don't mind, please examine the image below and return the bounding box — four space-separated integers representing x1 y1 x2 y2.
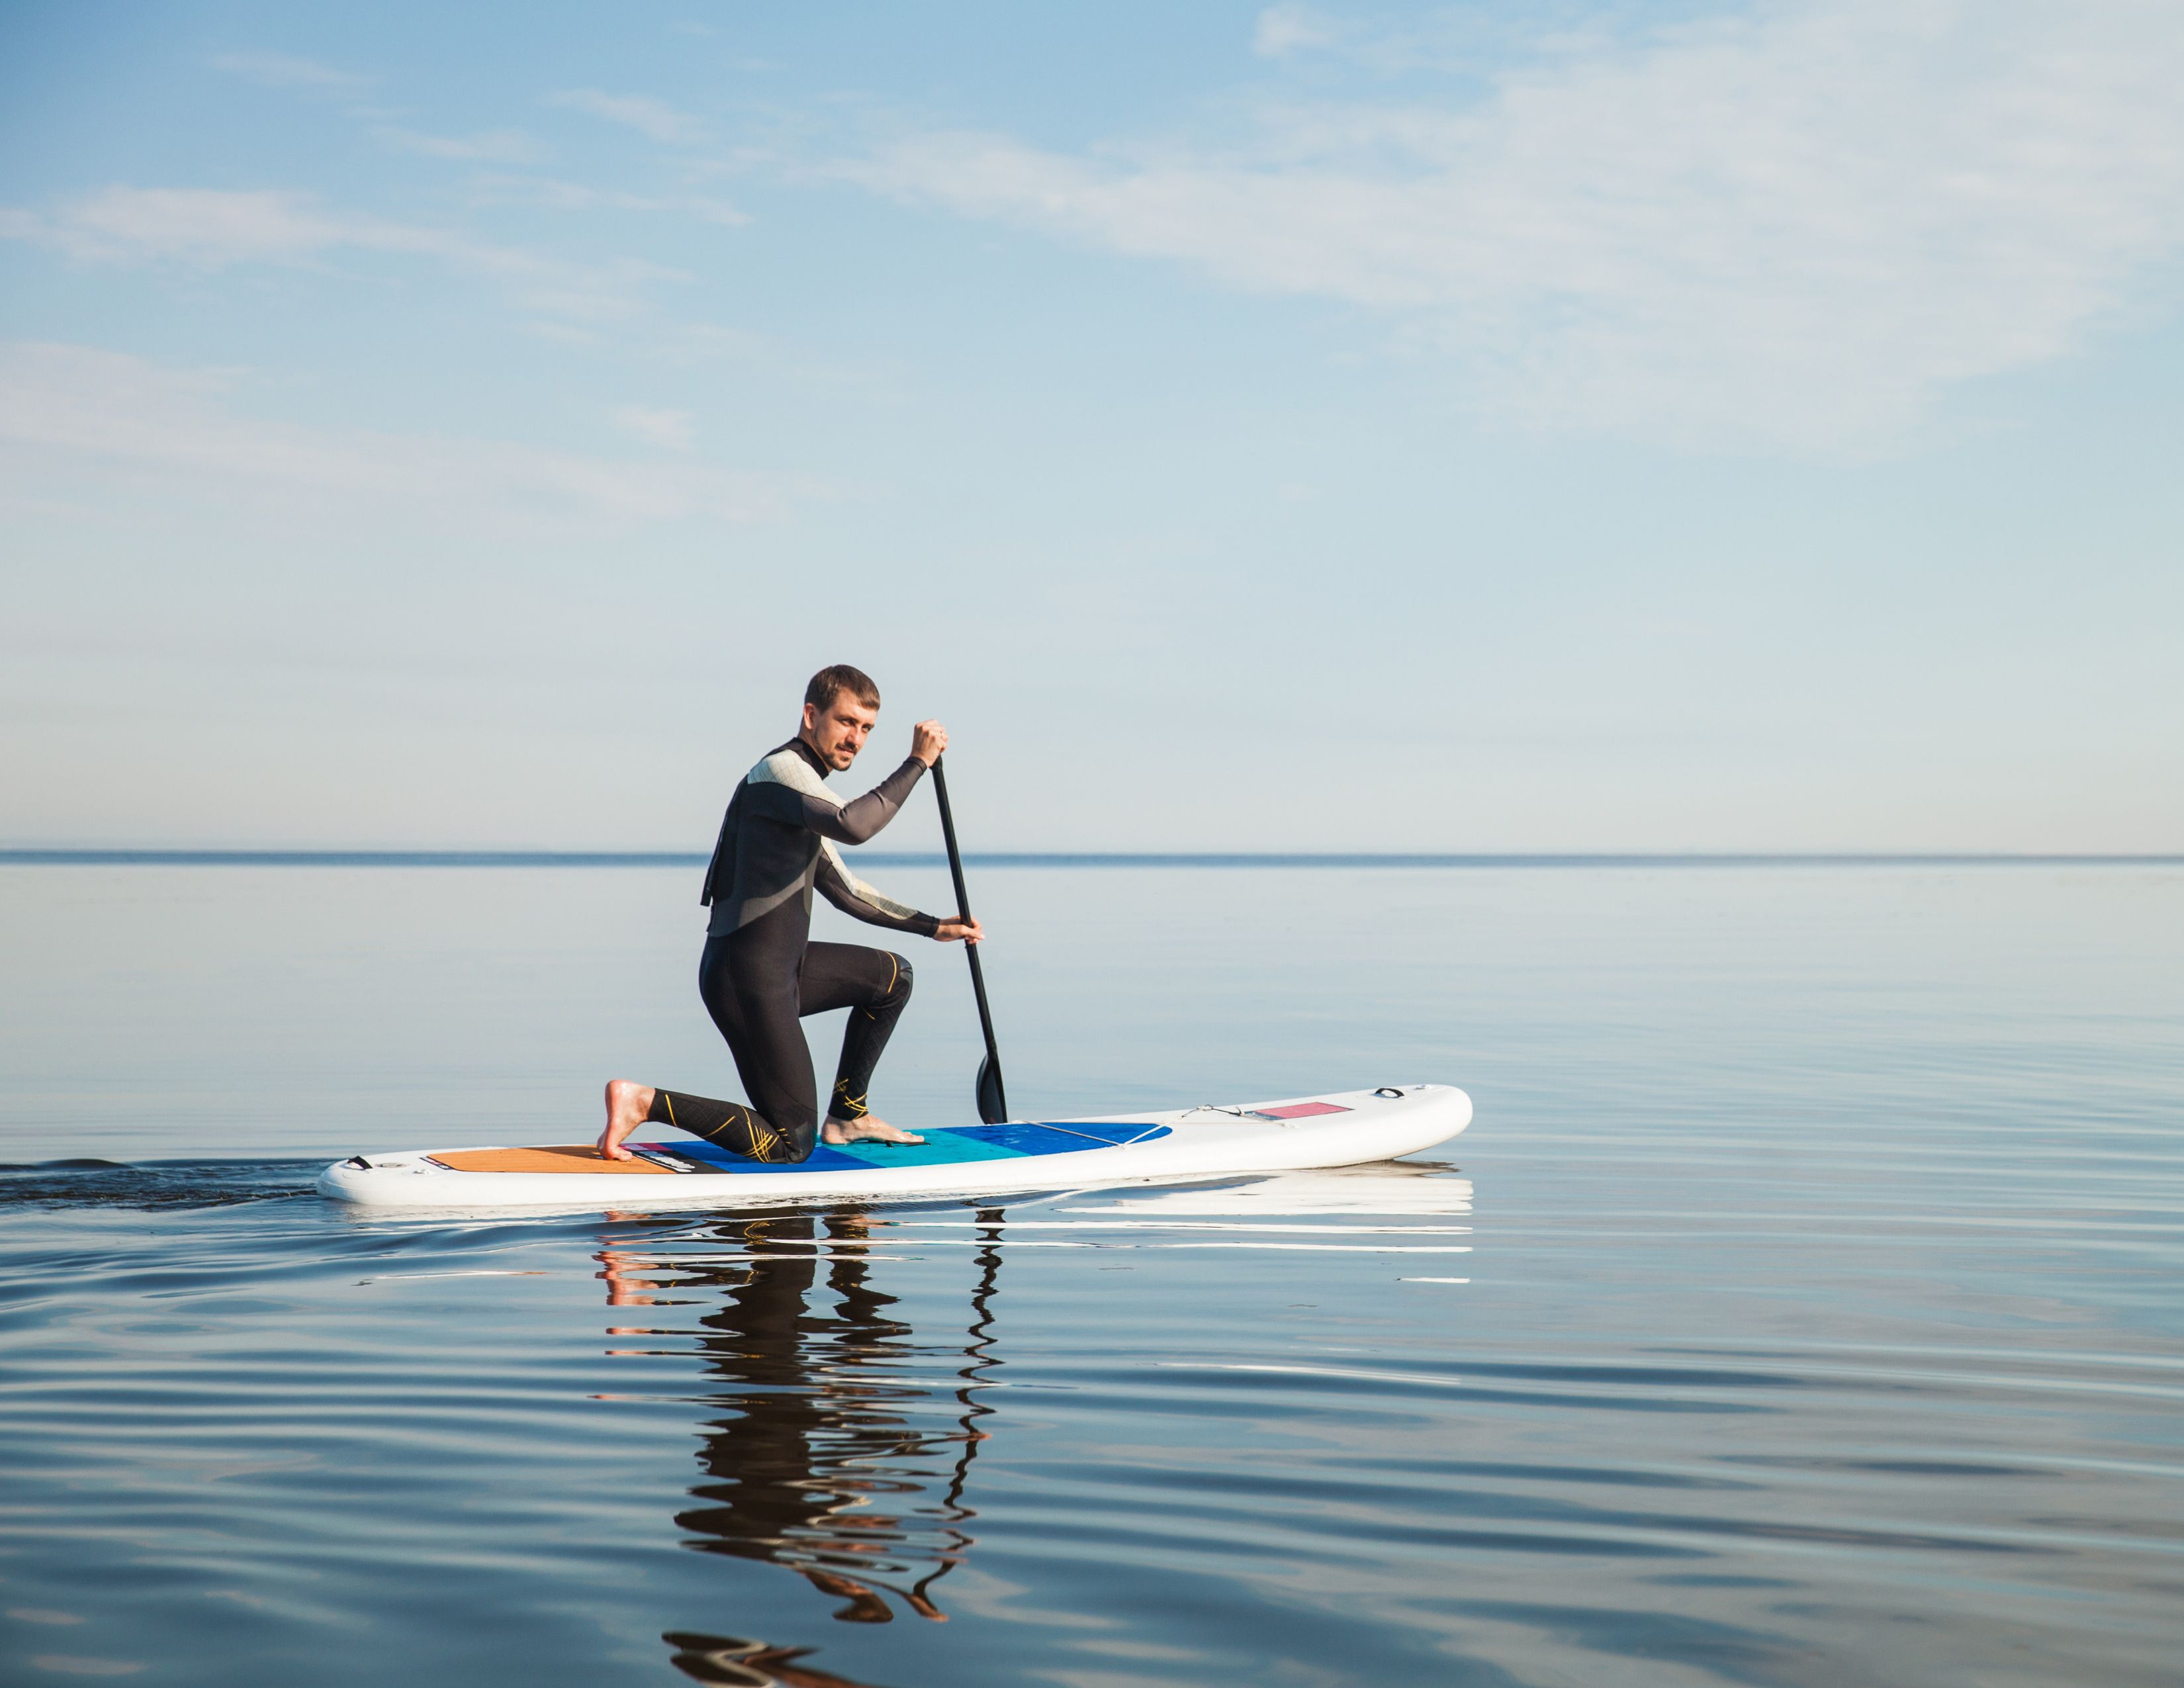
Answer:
805 664 880 714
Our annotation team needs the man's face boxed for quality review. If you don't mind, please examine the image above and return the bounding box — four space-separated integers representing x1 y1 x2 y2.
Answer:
801 691 879 771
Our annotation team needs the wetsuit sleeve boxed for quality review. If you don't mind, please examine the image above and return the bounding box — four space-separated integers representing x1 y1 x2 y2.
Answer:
796 756 928 846
814 843 942 936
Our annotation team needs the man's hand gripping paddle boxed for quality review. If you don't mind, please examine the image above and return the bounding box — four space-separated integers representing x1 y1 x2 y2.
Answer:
932 756 1008 1124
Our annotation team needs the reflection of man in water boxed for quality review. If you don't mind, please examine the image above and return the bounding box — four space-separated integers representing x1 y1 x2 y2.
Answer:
598 1207 1001 1647
659 1628 886 1688
659 1628 889 1688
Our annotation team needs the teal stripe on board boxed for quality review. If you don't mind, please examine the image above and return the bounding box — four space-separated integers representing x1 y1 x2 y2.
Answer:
831 1131 1028 1168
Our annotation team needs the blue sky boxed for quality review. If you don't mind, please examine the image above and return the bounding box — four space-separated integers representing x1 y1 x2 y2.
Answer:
3 0 2179 851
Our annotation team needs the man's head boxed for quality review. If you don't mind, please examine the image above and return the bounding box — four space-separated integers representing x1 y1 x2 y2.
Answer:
799 664 882 771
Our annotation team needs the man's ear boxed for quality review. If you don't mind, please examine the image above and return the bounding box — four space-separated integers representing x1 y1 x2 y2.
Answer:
801 702 817 735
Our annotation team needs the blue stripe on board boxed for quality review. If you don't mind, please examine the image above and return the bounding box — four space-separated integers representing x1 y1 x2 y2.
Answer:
637 1121 1170 1175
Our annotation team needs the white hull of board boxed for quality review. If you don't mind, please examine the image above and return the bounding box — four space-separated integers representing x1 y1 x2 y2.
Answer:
316 1083 1471 1213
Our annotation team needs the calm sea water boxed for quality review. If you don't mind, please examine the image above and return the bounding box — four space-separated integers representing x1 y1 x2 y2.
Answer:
2 861 2179 1687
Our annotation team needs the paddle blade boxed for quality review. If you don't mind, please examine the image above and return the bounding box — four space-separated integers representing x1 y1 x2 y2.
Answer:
976 1055 1009 1125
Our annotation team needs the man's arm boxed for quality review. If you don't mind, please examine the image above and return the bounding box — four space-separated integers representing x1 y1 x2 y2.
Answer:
796 755 928 846
813 842 941 936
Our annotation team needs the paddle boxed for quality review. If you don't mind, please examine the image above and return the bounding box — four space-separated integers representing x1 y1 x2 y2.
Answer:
931 755 1008 1124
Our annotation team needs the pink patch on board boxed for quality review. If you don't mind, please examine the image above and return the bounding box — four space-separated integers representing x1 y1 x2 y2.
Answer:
1256 1102 1351 1119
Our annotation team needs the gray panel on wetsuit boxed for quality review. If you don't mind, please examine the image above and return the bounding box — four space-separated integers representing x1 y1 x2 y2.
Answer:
700 738 938 941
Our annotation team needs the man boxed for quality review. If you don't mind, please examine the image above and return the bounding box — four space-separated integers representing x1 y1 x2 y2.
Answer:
598 663 982 1163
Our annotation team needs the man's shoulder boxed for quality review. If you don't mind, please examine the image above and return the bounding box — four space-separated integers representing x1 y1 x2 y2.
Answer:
747 739 838 806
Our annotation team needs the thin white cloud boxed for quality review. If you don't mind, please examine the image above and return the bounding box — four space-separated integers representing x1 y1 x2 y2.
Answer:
852 0 2184 451
549 89 707 145
378 128 545 164
655 322 775 361
470 174 749 225
1253 4 1345 59
610 404 698 451
206 51 369 91
0 341 806 524
0 186 686 324
2 186 432 266
1247 3 1603 75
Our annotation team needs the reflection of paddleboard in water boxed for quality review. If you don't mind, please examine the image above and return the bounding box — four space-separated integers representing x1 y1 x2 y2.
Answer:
1059 1160 1476 1219
317 1083 1471 1211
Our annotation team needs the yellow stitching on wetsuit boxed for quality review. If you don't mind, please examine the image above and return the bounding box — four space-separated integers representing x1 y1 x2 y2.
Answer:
886 953 899 997
661 1092 677 1126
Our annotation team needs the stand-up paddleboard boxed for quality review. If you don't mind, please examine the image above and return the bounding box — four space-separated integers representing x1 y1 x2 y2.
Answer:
316 1083 1471 1211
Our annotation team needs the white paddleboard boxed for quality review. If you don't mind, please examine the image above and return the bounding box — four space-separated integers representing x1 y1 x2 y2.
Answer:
316 1083 1471 1211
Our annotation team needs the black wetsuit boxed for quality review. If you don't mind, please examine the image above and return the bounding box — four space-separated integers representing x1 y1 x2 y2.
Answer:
645 737 940 1163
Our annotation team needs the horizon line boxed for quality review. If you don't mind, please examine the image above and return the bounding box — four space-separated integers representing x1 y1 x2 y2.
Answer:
2 847 2179 870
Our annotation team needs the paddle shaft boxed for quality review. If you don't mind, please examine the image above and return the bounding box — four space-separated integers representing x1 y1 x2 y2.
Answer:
931 757 1003 1076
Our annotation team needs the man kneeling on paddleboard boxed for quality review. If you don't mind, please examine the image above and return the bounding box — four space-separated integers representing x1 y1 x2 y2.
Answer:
598 664 983 1164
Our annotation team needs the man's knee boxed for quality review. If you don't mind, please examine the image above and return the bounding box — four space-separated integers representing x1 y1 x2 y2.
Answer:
885 952 913 1004
752 1115 817 1164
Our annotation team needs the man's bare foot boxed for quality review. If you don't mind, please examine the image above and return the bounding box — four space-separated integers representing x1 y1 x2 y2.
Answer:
598 1079 655 1161
822 1113 924 1147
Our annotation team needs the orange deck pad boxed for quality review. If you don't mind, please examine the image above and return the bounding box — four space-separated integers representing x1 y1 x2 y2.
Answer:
427 1145 676 1175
